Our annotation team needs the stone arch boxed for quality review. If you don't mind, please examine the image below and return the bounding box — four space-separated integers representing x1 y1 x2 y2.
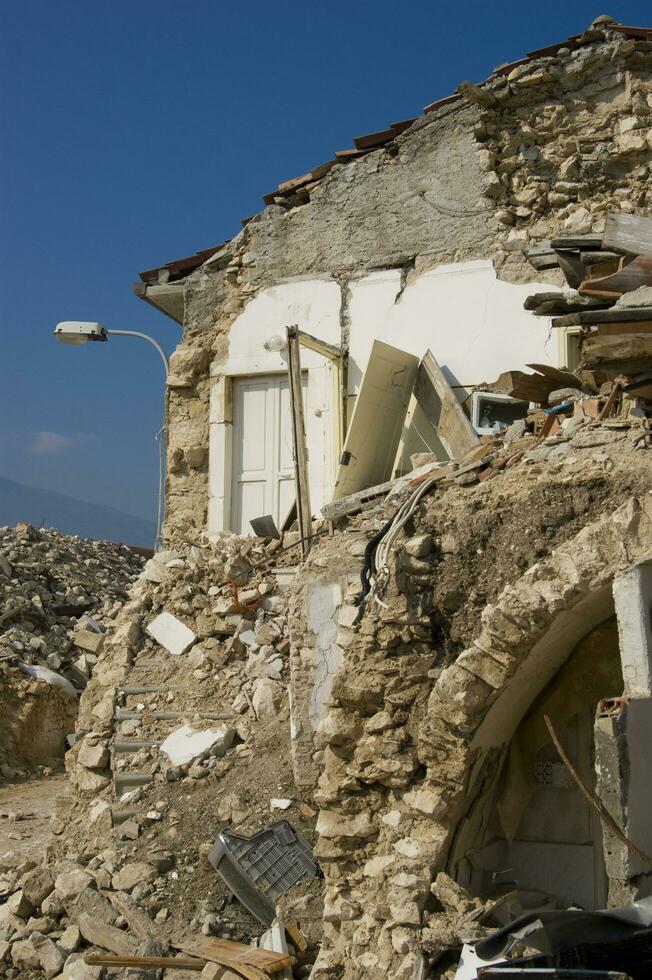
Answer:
425 493 652 903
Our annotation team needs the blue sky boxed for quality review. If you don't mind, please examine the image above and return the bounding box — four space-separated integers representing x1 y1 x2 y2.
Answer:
1 1 649 525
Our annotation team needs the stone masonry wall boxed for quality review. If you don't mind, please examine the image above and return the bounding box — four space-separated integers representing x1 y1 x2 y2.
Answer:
161 23 652 543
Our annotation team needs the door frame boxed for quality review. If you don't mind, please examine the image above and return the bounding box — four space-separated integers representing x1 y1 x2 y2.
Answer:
208 362 335 535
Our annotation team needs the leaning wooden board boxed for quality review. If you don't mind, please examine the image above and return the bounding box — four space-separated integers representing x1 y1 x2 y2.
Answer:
180 937 296 978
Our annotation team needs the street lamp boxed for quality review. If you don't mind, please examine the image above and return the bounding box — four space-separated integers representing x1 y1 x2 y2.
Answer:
54 320 170 546
54 321 169 377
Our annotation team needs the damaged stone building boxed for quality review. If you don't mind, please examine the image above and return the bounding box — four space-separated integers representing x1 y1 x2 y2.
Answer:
3 13 652 980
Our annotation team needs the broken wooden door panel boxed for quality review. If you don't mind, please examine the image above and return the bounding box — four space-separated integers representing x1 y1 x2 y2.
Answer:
414 350 479 460
332 341 419 501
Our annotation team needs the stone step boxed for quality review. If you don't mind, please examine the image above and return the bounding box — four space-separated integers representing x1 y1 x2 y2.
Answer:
120 685 164 695
114 771 154 792
115 709 235 721
111 808 140 825
113 739 161 753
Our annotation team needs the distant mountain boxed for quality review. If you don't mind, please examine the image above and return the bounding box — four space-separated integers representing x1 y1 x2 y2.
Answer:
0 477 156 547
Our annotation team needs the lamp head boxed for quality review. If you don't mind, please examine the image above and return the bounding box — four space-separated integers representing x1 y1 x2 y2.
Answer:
54 321 108 345
263 334 286 353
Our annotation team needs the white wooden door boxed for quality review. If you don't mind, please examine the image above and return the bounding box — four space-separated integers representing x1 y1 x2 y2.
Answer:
231 374 306 535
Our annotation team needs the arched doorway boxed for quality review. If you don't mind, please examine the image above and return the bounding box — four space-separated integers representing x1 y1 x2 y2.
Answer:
450 617 623 911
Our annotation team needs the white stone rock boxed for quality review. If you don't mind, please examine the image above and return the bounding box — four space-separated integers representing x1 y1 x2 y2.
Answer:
252 677 282 719
270 799 292 810
381 809 402 827
111 861 156 891
159 723 235 767
146 611 196 656
62 952 104 979
54 869 93 902
563 207 592 235
363 855 395 877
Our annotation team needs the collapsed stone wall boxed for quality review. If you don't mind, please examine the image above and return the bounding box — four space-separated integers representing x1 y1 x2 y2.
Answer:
160 22 652 541
285 425 652 978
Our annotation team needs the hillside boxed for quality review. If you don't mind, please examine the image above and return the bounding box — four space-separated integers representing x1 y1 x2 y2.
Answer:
0 476 156 547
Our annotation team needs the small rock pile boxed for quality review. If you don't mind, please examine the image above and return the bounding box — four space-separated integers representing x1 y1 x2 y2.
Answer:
0 523 144 780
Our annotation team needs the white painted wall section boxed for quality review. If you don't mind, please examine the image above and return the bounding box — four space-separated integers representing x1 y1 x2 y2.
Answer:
348 260 556 394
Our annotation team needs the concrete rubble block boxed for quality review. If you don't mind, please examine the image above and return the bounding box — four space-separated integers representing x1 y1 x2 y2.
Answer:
146 611 196 656
77 738 110 770
22 866 55 909
6 888 34 918
316 810 377 840
62 952 104 979
159 723 235 766
403 534 433 558
73 629 104 654
142 558 170 583
11 934 43 971
54 869 94 902
362 855 395 877
111 861 157 892
78 910 138 956
59 923 81 953
403 786 449 818
252 677 283 719
73 766 112 793
31 930 67 977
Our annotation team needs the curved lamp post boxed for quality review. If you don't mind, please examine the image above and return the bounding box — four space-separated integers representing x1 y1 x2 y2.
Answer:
54 321 169 377
54 321 169 546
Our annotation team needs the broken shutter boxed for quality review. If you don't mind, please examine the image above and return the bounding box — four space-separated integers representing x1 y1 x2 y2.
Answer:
332 340 419 500
413 350 479 460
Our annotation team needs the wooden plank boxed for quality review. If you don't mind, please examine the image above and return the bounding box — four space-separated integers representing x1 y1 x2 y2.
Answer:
181 937 295 977
286 325 313 558
550 235 602 249
86 953 205 970
602 211 652 257
579 331 652 370
579 256 652 298
321 478 397 520
526 363 584 389
323 464 453 521
285 919 308 954
414 350 479 459
489 369 556 404
553 248 586 289
552 307 652 328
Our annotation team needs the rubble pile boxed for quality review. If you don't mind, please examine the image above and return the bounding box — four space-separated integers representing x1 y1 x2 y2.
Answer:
288 414 652 978
0 530 322 975
0 524 144 780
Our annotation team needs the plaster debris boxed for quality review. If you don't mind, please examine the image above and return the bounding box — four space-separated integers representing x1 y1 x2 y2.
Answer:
146 610 196 655
159 723 235 767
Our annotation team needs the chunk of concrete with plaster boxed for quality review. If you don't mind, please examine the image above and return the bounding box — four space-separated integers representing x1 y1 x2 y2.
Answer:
146 612 196 656
159 723 235 766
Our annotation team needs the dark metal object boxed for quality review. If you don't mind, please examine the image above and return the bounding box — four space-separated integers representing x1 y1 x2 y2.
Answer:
249 515 280 539
208 820 319 926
